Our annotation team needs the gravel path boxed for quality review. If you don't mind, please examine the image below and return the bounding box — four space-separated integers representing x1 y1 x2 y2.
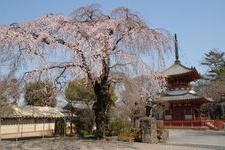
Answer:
0 137 218 150
1 130 225 150
166 129 225 150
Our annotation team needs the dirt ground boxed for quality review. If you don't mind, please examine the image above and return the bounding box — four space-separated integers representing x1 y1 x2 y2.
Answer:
0 138 209 150
1 129 225 150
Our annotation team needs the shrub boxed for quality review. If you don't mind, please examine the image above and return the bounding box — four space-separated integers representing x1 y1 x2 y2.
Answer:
156 120 165 135
75 109 95 136
106 119 141 142
106 119 126 136
117 128 141 142
156 120 169 142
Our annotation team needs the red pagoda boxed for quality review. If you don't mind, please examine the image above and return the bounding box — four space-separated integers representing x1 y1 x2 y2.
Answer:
160 34 213 129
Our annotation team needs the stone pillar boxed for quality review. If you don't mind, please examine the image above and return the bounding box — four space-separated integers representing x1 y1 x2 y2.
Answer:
139 117 157 143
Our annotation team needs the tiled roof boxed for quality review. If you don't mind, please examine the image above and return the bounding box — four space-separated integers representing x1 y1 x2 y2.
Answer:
1 105 64 118
163 62 196 76
160 93 201 101
160 92 213 102
166 89 189 96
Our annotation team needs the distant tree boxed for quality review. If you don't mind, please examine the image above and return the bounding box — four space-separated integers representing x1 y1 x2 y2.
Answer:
0 42 21 104
65 79 96 107
64 79 96 134
0 40 22 141
65 78 118 113
113 75 165 126
0 4 171 138
0 77 20 138
65 79 117 109
201 49 225 76
25 81 56 107
0 94 7 106
64 79 118 135
0 76 20 104
200 50 225 98
64 78 118 113
6 78 20 104
198 50 225 119
199 79 225 119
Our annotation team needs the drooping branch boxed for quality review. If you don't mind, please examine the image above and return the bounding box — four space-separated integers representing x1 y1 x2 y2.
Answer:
0 5 172 139
22 62 79 80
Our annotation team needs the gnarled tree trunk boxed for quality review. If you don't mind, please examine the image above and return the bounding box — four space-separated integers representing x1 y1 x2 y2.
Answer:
93 80 112 139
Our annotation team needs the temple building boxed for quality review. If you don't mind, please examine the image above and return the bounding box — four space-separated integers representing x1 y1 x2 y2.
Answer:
160 34 213 129
0 104 64 139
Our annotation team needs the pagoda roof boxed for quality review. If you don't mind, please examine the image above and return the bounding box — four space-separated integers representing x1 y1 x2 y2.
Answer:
159 89 212 102
163 61 195 76
163 61 202 80
163 34 201 79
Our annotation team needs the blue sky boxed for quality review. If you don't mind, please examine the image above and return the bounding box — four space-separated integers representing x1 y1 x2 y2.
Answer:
0 0 224 73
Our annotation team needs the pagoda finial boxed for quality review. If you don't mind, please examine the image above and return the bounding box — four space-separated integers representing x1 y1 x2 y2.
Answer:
174 34 180 63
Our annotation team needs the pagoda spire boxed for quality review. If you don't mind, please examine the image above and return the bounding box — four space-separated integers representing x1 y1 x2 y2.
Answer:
174 34 180 63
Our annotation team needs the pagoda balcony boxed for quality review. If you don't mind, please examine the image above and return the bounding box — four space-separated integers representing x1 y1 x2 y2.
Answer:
163 117 222 130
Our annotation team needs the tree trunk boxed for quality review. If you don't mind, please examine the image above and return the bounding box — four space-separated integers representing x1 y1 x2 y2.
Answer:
93 81 112 139
70 121 73 134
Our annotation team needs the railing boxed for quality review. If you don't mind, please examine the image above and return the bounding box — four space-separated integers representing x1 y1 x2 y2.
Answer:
163 119 213 129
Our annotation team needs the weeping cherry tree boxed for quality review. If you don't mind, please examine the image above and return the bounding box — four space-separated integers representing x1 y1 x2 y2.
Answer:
0 4 171 138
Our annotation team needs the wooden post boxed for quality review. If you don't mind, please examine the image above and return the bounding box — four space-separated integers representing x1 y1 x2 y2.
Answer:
16 118 21 143
0 110 2 148
63 117 66 137
34 118 36 132
0 100 3 147
42 118 46 139
21 119 23 138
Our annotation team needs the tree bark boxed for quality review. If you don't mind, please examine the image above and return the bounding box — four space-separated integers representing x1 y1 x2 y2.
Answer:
93 81 112 139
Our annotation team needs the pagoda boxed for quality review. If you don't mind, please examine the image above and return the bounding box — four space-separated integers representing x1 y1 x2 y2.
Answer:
160 34 212 129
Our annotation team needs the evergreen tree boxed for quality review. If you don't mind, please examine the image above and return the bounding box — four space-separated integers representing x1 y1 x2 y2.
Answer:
25 81 56 107
201 49 225 76
199 50 225 119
